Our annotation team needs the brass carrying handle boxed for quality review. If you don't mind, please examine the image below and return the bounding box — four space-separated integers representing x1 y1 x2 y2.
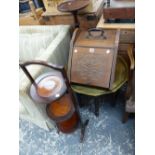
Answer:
88 28 106 39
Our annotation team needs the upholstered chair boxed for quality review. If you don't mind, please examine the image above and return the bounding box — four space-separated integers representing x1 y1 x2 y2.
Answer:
19 25 71 130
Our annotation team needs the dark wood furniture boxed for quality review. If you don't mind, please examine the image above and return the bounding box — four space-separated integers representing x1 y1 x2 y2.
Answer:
19 60 89 142
103 7 134 20
103 0 135 21
57 0 90 28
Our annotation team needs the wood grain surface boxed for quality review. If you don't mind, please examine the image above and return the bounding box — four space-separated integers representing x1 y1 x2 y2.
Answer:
103 7 135 20
71 47 114 88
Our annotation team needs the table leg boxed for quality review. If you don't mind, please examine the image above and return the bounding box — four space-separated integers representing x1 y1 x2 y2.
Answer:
80 119 89 142
94 97 100 117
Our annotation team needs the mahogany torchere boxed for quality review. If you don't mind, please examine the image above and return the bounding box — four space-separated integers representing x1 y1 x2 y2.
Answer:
19 60 89 142
57 0 90 28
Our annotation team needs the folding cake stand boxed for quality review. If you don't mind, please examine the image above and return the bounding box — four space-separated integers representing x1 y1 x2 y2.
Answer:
19 60 89 142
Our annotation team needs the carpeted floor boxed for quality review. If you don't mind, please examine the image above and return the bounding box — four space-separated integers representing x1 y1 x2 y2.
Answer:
19 93 135 155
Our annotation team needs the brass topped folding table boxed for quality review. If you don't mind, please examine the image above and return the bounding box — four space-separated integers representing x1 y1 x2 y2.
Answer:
97 14 135 100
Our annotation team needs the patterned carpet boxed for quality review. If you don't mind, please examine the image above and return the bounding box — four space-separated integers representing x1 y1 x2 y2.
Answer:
19 93 135 155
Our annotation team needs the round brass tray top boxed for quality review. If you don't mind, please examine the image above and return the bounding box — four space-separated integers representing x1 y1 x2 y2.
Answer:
46 94 75 122
57 0 90 12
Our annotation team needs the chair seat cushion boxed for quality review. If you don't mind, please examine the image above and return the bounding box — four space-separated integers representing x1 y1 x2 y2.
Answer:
19 33 56 61
71 56 129 96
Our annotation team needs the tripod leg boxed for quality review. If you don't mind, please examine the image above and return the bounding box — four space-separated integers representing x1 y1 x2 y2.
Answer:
69 91 89 142
57 129 60 134
55 124 60 134
80 119 89 143
122 112 129 123
94 97 100 117
111 91 119 107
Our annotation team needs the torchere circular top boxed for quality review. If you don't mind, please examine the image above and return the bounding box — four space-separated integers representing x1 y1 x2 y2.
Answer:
57 0 90 12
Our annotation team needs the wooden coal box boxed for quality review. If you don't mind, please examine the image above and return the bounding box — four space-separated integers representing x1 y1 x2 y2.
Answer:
68 28 120 89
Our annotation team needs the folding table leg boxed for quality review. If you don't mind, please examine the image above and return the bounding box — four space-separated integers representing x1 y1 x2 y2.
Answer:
80 119 89 142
